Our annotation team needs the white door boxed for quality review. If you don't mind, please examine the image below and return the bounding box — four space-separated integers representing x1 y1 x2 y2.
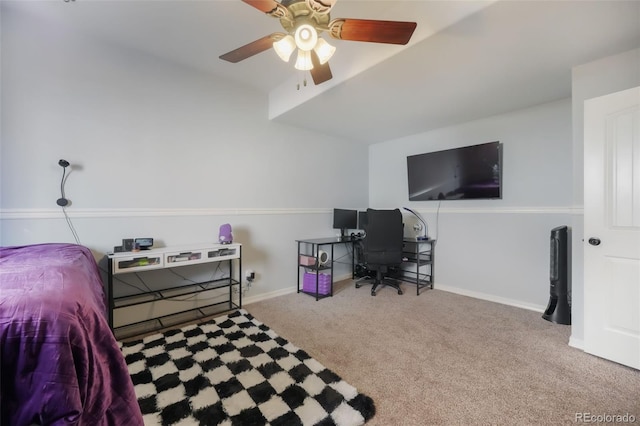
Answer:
584 86 640 370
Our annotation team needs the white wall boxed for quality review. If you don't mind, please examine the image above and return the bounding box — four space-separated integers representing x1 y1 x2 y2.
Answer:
4 4 638 341
370 99 573 312
0 5 367 301
370 46 640 344
569 48 640 347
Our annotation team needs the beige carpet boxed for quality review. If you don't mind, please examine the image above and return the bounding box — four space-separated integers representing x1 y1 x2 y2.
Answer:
245 280 640 425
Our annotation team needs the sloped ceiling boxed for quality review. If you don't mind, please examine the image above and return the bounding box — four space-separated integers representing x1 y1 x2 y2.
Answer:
5 0 640 144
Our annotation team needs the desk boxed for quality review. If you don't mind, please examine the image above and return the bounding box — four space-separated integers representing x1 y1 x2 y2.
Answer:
296 237 357 300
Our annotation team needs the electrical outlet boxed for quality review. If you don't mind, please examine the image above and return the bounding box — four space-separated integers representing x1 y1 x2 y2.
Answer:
245 270 255 282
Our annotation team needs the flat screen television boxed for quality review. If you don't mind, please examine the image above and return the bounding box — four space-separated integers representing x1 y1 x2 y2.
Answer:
333 208 358 238
407 141 502 201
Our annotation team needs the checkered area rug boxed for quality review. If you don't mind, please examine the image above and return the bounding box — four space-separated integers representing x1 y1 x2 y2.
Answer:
119 309 376 426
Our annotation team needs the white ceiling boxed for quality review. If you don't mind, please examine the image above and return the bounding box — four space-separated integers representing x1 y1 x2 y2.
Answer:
6 0 640 144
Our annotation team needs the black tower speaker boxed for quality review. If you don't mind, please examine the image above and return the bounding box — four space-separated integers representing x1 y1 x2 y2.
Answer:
542 226 571 325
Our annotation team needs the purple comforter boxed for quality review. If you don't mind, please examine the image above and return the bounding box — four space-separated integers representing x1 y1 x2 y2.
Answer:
0 243 143 426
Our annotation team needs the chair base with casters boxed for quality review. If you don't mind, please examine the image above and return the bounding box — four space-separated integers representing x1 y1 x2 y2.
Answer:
355 269 403 296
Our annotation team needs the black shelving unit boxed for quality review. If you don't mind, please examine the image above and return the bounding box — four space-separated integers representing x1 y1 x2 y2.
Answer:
296 237 356 301
401 239 435 295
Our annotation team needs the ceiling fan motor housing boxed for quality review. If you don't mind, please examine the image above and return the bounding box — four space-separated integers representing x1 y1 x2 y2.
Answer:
219 0 416 85
277 0 330 35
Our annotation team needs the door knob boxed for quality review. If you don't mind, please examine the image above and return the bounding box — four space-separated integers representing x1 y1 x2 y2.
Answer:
588 238 601 246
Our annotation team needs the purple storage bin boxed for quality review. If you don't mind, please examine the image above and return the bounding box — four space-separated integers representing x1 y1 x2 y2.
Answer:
303 272 331 295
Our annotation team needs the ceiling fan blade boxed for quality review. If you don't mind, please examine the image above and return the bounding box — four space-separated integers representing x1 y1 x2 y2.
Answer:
241 0 291 19
310 50 333 85
219 33 283 63
328 18 417 45
241 0 280 14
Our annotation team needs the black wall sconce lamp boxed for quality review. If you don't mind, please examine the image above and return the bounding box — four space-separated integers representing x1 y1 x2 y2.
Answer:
57 159 70 207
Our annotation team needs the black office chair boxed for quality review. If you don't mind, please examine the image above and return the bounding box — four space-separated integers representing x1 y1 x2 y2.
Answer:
355 208 404 296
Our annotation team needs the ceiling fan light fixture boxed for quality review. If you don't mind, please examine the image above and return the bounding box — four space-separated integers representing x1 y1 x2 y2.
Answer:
294 49 314 71
273 35 296 62
294 24 318 51
314 37 336 65
222 0 418 86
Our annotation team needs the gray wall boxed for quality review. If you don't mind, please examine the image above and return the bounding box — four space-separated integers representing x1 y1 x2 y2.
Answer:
369 99 573 312
368 47 640 346
2 4 639 341
0 5 368 301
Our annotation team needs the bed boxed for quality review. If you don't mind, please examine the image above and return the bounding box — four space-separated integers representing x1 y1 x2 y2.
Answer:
0 243 143 426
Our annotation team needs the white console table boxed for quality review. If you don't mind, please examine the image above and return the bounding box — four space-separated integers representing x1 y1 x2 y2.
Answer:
107 243 241 338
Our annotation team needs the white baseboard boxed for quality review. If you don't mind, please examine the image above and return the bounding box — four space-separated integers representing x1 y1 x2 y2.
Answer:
568 336 584 350
436 283 547 313
243 280 586 355
243 279 547 314
243 287 297 306
242 273 353 306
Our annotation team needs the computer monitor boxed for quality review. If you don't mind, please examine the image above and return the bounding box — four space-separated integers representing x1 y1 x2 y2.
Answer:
333 208 358 238
358 211 368 230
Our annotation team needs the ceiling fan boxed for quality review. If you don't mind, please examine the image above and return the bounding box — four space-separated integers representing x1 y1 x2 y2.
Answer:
219 0 417 85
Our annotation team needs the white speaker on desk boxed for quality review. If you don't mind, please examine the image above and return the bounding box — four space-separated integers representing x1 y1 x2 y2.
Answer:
317 250 329 266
